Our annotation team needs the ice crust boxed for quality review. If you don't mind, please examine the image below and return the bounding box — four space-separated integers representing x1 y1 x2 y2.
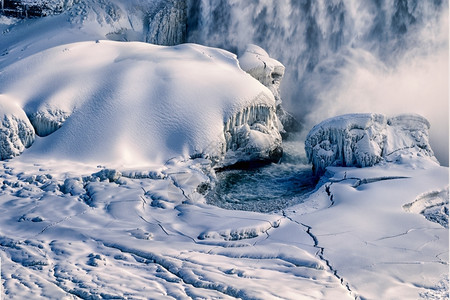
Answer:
305 113 436 175
0 96 35 160
0 40 281 166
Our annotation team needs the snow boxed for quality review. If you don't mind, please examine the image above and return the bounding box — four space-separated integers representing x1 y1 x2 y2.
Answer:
0 40 281 167
305 113 437 175
284 160 449 299
0 6 448 300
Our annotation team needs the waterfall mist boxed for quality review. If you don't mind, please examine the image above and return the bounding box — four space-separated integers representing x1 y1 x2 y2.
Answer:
186 0 449 165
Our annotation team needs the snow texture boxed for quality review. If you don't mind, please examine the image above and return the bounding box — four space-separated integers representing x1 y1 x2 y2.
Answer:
0 40 281 166
0 95 35 160
0 148 447 299
403 187 449 228
305 113 437 175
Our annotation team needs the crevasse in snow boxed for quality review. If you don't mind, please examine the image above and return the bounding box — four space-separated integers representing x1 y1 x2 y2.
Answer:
305 113 436 175
0 96 35 160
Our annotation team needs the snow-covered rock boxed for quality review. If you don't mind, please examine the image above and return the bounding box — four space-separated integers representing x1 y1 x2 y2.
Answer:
238 44 299 137
0 96 35 160
0 41 281 167
305 113 437 175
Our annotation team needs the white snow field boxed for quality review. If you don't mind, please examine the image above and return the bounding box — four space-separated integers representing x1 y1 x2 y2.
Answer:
0 4 448 300
0 141 447 299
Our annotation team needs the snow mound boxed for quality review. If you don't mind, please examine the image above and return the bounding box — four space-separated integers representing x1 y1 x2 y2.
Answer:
238 44 299 137
0 41 280 166
305 113 436 175
0 96 35 160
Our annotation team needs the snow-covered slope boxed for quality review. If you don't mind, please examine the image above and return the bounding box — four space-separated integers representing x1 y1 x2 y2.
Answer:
0 40 281 166
305 113 436 175
0 144 447 299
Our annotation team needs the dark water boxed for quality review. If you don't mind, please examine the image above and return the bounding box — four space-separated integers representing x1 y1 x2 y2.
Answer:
206 141 318 213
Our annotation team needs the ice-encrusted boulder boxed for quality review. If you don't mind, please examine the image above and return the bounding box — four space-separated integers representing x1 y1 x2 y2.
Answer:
238 44 299 137
0 41 281 166
0 96 35 160
305 113 436 175
222 104 282 166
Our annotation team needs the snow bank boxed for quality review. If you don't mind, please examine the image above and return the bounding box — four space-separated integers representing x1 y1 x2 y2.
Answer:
238 44 299 136
0 40 281 166
0 95 35 160
305 113 436 175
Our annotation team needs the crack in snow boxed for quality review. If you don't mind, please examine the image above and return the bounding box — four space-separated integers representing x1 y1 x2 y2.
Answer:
282 210 359 299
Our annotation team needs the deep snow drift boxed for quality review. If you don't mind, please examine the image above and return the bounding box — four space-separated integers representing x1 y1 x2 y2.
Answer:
0 40 281 167
305 113 436 175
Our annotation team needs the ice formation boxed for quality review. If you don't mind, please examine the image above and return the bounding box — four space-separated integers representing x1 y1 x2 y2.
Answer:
305 113 437 175
238 44 299 137
238 45 284 106
222 102 282 166
0 40 281 166
0 96 35 160
26 109 70 137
